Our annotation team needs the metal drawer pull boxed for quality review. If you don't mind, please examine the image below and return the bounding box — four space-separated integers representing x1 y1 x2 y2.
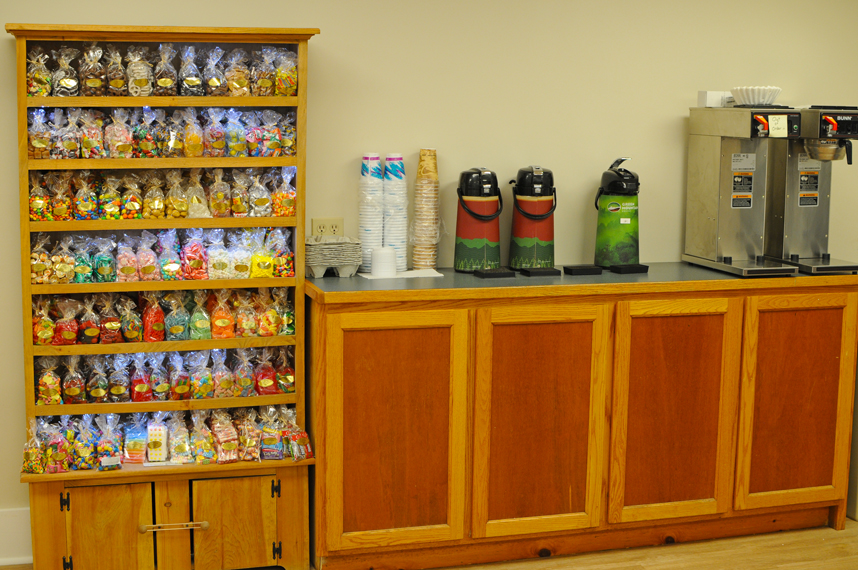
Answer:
138 521 209 534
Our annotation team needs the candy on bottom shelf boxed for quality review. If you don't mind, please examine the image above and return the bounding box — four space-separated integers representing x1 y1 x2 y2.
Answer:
22 405 312 475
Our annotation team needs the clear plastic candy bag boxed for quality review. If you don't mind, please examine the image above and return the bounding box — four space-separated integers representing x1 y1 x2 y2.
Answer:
97 292 123 344
266 228 294 277
164 292 190 341
27 47 51 96
225 108 248 157
230 171 251 217
179 45 204 96
211 348 235 397
187 169 211 218
108 354 132 403
169 411 193 463
204 46 228 96
189 290 212 340
169 352 191 400
149 352 170 400
36 355 63 405
244 111 264 157
249 228 274 278
210 409 239 464
96 414 123 471
79 42 106 96
206 228 230 279
142 172 166 220
162 111 185 158
51 47 80 96
118 296 142 342
142 291 166 342
105 44 127 96
258 405 283 460
251 47 276 96
211 289 236 339
191 410 215 464
274 49 298 96
228 231 252 279
165 170 188 219
124 413 148 463
125 45 153 96
224 48 250 96
77 296 100 345
158 229 184 280
208 168 231 217
130 352 153 402
188 350 214 399
183 108 204 157
235 292 258 337
153 43 178 96
105 108 133 158
28 108 51 159
137 230 161 281
120 175 144 220
53 297 82 347
79 111 106 159
258 110 283 157
133 106 159 158
86 356 109 403
50 234 76 284
203 108 227 157
99 175 122 219
272 165 297 217
92 236 117 283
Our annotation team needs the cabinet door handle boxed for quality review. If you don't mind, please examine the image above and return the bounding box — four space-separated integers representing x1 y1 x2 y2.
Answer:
138 521 209 534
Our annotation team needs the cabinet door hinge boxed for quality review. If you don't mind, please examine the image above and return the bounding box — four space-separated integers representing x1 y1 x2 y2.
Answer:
59 492 70 512
273 541 282 560
62 556 73 570
271 479 281 498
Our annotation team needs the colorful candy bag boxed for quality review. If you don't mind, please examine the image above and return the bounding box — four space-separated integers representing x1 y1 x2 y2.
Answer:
158 229 184 280
105 44 127 96
72 237 94 284
105 108 133 158
211 348 235 398
203 47 228 96
203 229 229 280
274 49 298 96
148 352 170 401
133 107 159 158
250 46 276 96
255 348 280 395
236 409 262 462
183 108 204 158
249 228 274 278
52 47 81 97
191 411 216 464
164 292 190 341
235 292 258 337
108 354 132 403
153 43 178 96
76 296 100 345
48 171 74 219
141 172 165 221
118 296 142 342
281 407 314 461
211 289 236 339
272 166 297 217
208 169 231 217
43 420 72 473
203 108 227 157
36 356 62 405
255 288 280 337
231 171 251 217
99 176 122 220
53 298 82 346
266 228 295 277
189 290 212 340
162 111 184 158
79 111 106 159
72 170 98 219
168 411 192 464
147 412 169 462
130 352 153 402
233 348 257 397
32 297 55 345
225 108 248 157
182 228 209 280
22 419 46 474
72 415 98 471
96 414 123 471
188 350 214 399
142 291 166 342
224 49 250 96
29 173 50 221
125 45 153 96
276 346 296 394
169 352 191 400
116 234 139 282
63 354 87 404
27 47 52 97
92 237 117 283
244 111 264 157
86 356 109 403
210 409 239 464
279 111 297 157
124 413 148 464
135 230 160 282
120 176 143 220
179 45 204 96
258 405 284 460
30 232 53 285
258 110 283 158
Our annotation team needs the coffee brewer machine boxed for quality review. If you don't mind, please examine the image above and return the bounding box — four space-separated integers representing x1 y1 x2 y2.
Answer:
683 107 800 276
762 107 857 273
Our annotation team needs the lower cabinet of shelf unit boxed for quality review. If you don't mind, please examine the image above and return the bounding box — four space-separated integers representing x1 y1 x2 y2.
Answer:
192 475 279 570
67 483 155 570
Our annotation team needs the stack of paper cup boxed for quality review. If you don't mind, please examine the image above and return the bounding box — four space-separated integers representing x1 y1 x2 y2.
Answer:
359 153 384 272
383 153 408 272
412 148 440 269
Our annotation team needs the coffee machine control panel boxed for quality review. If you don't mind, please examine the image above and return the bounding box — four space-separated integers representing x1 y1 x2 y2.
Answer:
749 113 801 138
816 114 858 138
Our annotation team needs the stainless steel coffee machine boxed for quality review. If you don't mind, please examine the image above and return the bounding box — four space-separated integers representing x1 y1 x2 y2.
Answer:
762 107 857 274
683 107 800 276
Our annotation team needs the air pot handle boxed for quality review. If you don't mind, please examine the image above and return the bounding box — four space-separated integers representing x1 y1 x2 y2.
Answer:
840 140 852 165
609 157 631 170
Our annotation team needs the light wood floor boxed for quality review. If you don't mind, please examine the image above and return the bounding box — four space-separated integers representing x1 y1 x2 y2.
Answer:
4 520 857 570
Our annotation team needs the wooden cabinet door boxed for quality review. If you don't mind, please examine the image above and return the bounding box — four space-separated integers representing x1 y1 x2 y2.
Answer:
67 483 155 570
325 309 469 550
609 298 743 523
472 303 612 538
192 475 278 570
735 293 858 510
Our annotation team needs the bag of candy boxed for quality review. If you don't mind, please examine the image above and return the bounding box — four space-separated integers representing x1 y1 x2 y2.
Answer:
53 298 82 346
181 227 209 279
115 234 139 282
211 289 236 339
224 48 250 96
147 412 169 462
258 405 284 460
187 170 211 218
133 107 159 158
78 111 106 159
244 111 264 157
43 420 72 473
258 110 283 158
209 348 234 397
281 407 314 461
251 46 277 96
168 352 191 400
161 111 184 158
208 168 231 217
236 409 262 462
47 171 73 222
158 229 184 280
203 46 228 96
96 414 123 471
105 108 133 158
276 346 296 394
52 47 80 97
204 229 229 280
26 47 52 97
154 43 178 96
280 111 297 156
203 108 226 157
148 352 170 401
247 172 272 217
51 234 77 284
86 356 109 403
255 347 280 395
120 176 143 220
124 413 148 463
210 409 239 464
168 411 192 464
179 45 204 96
225 231 250 280
108 354 132 403
99 175 122 220
28 109 51 160
133 230 159 282
72 170 98 219
72 236 94 284
165 170 188 219
141 173 166 221
274 49 298 96
141 291 165 342
73 415 98 471
191 410 216 464
235 292 258 337
117 295 142 342
183 108 204 157
187 350 213 399
32 296 55 345
105 44 127 96
266 228 295 277
164 292 190 341
249 228 273 278
225 108 248 157
30 232 53 285
253 288 280 337
188 290 212 340
130 352 153 402
125 45 153 96
79 42 106 96
77 296 100 344
92 236 117 283
96 293 123 343
36 355 62 405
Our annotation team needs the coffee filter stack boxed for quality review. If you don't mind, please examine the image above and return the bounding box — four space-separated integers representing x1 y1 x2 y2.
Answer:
358 153 384 272
411 148 440 269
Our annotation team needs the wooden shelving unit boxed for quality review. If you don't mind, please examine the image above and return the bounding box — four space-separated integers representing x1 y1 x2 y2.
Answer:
9 23 318 570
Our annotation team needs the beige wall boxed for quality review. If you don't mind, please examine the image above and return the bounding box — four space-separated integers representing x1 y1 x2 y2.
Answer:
2 0 858 515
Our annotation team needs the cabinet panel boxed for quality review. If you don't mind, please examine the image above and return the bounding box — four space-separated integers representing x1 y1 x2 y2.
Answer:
609 298 742 523
67 483 154 570
736 293 858 510
30 482 67 570
325 309 468 550
192 475 278 570
473 304 611 538
154 481 192 570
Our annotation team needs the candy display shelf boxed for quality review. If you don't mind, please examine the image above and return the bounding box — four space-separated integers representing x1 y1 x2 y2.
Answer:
9 23 317 570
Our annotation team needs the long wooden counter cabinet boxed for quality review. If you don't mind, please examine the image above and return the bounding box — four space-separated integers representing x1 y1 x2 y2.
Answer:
306 263 858 570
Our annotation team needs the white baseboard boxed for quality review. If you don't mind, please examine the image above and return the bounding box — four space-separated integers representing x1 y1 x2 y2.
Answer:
0 508 33 565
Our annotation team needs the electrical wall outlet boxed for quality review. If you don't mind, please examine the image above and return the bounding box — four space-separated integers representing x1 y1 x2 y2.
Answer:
311 217 344 236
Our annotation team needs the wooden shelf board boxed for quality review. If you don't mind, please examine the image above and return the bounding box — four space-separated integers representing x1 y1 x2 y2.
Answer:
25 96 297 108
30 217 297 232
34 334 296 356
6 23 319 42
31 277 296 294
21 456 315 483
33 393 296 416
29 156 297 171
